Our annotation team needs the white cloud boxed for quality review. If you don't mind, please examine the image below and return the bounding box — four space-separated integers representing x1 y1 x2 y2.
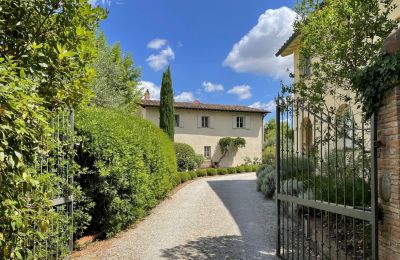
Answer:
249 100 276 111
223 7 296 79
227 85 252 100
202 81 224 93
138 81 160 100
147 38 168 50
146 46 175 71
175 92 195 102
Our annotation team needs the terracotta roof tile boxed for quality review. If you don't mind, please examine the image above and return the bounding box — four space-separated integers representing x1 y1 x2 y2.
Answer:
140 100 269 114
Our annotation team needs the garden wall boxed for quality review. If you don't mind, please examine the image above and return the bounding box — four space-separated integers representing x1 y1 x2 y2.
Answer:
377 28 400 259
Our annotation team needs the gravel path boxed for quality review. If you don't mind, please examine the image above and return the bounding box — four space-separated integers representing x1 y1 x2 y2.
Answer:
72 172 277 260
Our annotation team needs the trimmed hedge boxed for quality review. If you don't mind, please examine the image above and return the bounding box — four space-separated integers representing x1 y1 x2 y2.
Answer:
217 168 228 175
179 172 191 182
227 167 237 174
196 169 207 177
75 107 177 238
188 171 197 179
207 168 218 176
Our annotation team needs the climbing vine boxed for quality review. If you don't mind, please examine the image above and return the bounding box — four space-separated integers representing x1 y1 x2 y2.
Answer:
352 52 400 119
217 137 246 165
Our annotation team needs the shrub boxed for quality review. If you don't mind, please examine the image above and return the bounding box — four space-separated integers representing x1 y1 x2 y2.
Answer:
256 165 274 191
197 169 207 177
227 167 237 174
174 143 198 172
252 164 260 172
172 172 182 186
189 171 198 179
260 172 276 199
207 168 218 176
280 155 315 180
75 107 177 238
244 165 253 172
256 164 275 198
180 172 191 182
236 166 245 173
195 154 204 168
217 168 228 175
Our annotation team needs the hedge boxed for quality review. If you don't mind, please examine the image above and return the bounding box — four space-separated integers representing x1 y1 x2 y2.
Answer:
75 107 177 238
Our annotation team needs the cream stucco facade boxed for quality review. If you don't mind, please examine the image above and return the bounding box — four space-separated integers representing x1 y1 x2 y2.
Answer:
140 104 266 168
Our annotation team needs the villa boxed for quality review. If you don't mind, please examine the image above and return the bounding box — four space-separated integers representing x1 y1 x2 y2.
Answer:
140 93 269 168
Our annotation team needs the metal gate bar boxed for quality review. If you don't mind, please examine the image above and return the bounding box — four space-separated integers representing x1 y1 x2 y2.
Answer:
276 98 378 260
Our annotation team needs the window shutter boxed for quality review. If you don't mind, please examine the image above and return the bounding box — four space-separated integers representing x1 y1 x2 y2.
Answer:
197 116 202 128
180 119 184 128
209 116 214 128
232 116 237 129
245 116 251 129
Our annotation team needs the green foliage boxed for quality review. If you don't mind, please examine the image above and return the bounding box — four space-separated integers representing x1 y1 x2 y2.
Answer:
188 171 198 179
159 66 174 140
206 168 218 176
227 167 237 174
74 107 177 238
179 172 191 182
291 0 398 108
196 169 207 177
252 164 260 172
174 143 198 171
194 154 205 168
280 155 315 180
217 137 246 164
91 33 141 109
171 172 182 186
352 52 400 119
243 165 252 172
262 146 276 165
0 0 106 109
0 1 105 258
217 168 228 175
236 166 246 173
256 165 276 199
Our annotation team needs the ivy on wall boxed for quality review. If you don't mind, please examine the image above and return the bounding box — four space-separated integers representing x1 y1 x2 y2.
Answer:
352 52 400 119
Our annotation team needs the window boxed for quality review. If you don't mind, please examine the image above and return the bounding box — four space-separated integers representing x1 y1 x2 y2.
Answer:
236 116 244 128
201 116 209 128
204 146 211 158
301 56 312 77
175 114 180 127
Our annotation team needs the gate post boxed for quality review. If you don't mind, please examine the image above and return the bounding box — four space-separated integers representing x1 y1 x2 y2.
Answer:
377 29 400 259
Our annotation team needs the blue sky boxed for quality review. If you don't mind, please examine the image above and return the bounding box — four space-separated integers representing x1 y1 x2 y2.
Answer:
92 0 297 118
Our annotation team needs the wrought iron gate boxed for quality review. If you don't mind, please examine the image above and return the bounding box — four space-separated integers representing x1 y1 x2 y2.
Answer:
32 110 75 259
275 98 378 259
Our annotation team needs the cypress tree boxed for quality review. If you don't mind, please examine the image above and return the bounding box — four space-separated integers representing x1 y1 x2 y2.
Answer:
159 65 175 140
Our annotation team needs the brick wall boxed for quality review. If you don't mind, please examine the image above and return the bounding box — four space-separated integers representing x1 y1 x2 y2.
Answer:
378 28 400 259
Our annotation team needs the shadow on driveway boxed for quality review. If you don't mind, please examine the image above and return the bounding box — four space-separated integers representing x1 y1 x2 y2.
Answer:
161 175 277 259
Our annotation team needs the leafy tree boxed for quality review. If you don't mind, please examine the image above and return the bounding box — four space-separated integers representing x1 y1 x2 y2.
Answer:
159 66 175 140
264 118 292 147
0 1 105 258
290 0 398 110
91 32 141 109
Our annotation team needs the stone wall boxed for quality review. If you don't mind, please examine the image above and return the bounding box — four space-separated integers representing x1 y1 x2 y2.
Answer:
378 28 400 259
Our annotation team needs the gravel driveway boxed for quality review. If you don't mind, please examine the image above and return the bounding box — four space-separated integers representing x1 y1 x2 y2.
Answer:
72 172 277 260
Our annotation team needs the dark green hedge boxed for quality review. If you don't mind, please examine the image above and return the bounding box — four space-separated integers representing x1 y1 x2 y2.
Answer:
174 143 203 171
75 107 176 238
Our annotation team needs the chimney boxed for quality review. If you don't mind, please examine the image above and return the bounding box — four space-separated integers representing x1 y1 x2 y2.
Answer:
144 89 150 100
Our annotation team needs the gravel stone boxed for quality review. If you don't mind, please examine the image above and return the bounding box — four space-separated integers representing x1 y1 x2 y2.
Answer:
72 173 277 260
